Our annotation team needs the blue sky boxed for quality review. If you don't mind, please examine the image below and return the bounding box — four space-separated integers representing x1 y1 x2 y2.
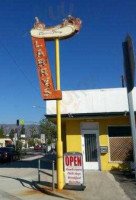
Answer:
0 0 136 124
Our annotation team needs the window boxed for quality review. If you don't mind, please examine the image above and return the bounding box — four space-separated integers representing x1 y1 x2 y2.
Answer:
108 126 131 137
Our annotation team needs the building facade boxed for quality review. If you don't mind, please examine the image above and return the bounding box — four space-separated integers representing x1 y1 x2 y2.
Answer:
46 88 136 171
0 138 12 147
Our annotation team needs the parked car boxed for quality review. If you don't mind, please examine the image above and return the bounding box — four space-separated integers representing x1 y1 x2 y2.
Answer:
6 144 15 148
34 145 41 150
0 147 20 162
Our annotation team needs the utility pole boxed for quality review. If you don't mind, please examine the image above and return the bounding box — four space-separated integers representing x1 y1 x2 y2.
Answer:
122 34 136 179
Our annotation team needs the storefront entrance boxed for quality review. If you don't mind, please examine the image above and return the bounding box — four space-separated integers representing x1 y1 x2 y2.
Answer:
81 123 100 170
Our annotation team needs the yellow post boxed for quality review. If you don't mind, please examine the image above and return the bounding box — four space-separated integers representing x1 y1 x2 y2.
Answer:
55 38 64 190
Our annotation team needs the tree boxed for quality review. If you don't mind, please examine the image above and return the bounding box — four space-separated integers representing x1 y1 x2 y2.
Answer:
30 126 36 138
34 138 41 146
39 119 56 144
16 140 23 153
0 126 5 138
32 134 40 139
27 138 41 147
29 126 40 138
20 125 25 135
27 138 35 147
9 129 15 140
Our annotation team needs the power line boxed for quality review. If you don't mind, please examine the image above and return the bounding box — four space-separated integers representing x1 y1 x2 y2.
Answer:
0 40 40 95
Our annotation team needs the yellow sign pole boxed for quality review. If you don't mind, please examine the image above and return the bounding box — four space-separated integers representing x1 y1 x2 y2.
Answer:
55 38 64 189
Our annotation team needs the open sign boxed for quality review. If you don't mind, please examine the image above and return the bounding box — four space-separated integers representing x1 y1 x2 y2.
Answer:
64 152 84 186
65 155 82 166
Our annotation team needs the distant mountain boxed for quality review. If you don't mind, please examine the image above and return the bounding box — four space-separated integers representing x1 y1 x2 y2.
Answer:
0 124 40 138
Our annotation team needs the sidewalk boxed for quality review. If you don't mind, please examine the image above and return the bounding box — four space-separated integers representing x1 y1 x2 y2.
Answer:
0 157 135 200
35 170 133 200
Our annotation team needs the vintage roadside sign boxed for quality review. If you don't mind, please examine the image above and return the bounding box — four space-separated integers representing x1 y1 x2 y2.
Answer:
31 15 81 40
30 15 82 190
30 15 82 101
64 152 84 186
32 37 62 100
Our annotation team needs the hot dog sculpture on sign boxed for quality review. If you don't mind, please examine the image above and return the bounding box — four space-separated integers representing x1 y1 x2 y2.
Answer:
31 15 82 100
31 15 82 40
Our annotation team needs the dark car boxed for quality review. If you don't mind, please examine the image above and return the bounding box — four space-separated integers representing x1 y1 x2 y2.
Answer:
0 147 20 162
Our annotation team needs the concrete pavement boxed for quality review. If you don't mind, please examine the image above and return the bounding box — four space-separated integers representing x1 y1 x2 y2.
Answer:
0 152 135 200
36 171 131 200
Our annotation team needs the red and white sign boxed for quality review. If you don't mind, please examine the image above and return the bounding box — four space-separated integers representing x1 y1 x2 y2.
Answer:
31 37 62 100
64 152 84 185
31 16 82 101
30 16 82 40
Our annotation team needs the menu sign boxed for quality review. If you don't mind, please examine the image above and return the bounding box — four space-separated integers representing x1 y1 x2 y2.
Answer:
32 37 62 100
64 152 84 186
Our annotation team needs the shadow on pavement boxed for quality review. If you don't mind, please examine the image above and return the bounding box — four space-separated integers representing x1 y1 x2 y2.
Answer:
0 152 74 199
110 171 136 200
0 175 36 190
0 175 72 200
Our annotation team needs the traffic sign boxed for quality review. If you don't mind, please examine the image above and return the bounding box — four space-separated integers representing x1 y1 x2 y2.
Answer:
20 119 25 125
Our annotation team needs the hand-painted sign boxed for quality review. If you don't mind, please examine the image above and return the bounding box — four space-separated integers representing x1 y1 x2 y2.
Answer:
31 15 81 100
64 152 84 186
31 15 82 40
32 37 62 100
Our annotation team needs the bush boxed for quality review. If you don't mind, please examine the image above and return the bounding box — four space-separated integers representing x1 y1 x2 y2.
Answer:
16 140 23 154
